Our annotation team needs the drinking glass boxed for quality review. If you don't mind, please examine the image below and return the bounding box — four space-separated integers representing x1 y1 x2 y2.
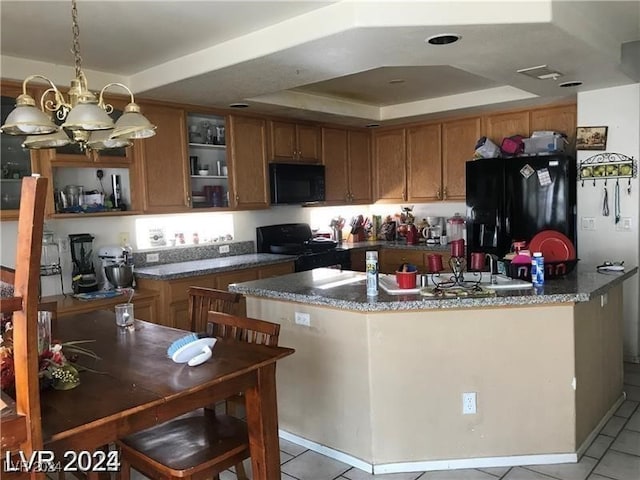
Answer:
37 311 52 354
115 303 134 328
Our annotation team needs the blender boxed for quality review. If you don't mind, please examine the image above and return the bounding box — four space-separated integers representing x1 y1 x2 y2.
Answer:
69 234 99 293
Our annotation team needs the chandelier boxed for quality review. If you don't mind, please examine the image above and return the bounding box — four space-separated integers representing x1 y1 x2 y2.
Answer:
0 0 156 152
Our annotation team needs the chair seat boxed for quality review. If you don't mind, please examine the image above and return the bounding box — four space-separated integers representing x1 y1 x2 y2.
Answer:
118 409 248 476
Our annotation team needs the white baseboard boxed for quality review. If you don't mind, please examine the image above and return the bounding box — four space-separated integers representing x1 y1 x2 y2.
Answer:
373 453 578 474
278 429 373 473
280 394 624 477
576 393 626 457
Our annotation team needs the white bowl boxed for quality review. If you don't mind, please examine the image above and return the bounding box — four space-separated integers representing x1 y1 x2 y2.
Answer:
198 170 209 176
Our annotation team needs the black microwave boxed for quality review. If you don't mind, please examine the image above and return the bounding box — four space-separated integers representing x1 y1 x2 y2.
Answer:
269 163 325 205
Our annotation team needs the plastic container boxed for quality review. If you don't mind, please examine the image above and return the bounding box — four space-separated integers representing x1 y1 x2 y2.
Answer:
395 271 417 289
366 251 379 296
447 213 465 242
531 252 545 286
447 213 466 258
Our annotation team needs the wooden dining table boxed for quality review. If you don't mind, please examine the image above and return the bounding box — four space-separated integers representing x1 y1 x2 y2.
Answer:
39 309 294 479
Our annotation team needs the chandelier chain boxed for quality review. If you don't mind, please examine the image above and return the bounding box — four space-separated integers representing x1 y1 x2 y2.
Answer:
71 0 82 78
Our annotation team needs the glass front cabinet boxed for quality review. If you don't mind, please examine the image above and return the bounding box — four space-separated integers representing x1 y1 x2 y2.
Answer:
187 113 228 208
1 82 37 220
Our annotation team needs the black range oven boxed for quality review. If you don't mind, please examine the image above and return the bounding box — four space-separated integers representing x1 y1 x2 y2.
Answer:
256 223 351 272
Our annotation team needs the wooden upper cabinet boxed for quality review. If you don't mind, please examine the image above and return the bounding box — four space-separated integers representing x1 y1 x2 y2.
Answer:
373 128 406 202
135 104 190 213
530 104 577 146
442 117 481 201
322 127 349 203
347 130 372 204
483 110 529 145
322 128 372 205
269 120 320 163
228 115 269 210
406 123 441 202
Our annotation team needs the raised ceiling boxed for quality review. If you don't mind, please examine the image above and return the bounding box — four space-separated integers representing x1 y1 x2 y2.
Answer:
1 1 639 127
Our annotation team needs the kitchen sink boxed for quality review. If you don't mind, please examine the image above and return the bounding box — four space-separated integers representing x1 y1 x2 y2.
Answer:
467 273 533 290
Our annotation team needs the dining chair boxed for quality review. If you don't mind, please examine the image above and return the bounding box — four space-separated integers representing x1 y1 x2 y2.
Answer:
116 311 281 480
188 286 243 332
0 176 48 476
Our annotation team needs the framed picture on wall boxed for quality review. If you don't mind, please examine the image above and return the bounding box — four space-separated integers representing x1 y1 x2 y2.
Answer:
576 126 608 150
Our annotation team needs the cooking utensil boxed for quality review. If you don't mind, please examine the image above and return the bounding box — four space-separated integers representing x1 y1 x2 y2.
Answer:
602 183 610 216
615 179 621 224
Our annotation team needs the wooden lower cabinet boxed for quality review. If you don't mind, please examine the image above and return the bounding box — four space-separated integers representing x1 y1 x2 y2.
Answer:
135 261 294 329
42 289 159 323
350 249 369 272
379 248 452 274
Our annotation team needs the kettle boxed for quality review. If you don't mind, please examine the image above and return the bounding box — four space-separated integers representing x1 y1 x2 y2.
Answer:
406 224 419 245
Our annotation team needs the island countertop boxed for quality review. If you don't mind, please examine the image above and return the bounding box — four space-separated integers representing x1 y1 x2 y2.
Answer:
134 253 294 280
229 265 638 311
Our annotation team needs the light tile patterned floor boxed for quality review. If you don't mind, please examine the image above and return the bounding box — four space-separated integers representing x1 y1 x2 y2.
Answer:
89 362 640 480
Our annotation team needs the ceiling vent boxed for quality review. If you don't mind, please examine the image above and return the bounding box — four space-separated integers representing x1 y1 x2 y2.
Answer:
517 65 564 80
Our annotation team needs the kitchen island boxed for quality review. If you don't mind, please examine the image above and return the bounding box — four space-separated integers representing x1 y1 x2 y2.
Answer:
229 266 637 474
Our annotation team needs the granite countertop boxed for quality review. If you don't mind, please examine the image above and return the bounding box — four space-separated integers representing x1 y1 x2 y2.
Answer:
134 253 295 280
337 240 450 252
228 265 638 312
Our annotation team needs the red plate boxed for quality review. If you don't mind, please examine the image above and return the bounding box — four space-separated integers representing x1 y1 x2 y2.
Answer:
529 230 576 262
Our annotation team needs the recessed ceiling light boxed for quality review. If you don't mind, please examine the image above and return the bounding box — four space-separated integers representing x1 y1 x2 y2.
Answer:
426 33 461 45
365 123 380 128
389 79 405 84
559 80 583 88
229 103 249 108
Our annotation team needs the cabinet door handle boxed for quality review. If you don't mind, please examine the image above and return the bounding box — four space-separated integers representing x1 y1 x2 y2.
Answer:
443 187 448 200
235 193 240 203
436 188 441 200
186 195 191 206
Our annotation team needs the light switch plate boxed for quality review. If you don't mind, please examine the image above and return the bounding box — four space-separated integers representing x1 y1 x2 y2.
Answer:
581 217 596 231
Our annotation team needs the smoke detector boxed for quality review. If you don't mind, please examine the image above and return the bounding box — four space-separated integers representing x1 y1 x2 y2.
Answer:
517 65 564 80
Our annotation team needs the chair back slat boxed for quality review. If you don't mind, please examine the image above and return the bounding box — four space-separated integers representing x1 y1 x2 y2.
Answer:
207 311 280 347
188 287 243 332
0 176 48 461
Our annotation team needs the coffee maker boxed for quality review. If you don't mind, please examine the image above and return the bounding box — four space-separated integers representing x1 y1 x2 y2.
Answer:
69 233 99 293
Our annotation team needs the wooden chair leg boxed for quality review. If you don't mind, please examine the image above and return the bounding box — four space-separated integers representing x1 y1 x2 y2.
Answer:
117 456 130 480
235 460 249 480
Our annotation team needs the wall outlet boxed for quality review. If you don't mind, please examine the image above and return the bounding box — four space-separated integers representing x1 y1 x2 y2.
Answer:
581 217 596 231
462 392 477 415
146 253 160 263
58 238 68 252
219 245 230 254
294 312 311 326
118 232 130 246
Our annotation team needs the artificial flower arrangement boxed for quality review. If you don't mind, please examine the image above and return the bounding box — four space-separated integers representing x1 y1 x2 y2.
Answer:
0 315 101 393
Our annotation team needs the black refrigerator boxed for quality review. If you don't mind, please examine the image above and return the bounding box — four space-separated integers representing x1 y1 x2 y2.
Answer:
465 154 577 260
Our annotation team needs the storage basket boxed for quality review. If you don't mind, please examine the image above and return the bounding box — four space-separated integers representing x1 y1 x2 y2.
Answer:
501 259 578 281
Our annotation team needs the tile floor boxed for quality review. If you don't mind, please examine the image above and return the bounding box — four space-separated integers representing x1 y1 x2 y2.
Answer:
64 362 640 480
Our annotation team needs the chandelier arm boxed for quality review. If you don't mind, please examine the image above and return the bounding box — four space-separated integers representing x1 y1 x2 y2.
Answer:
40 87 71 116
98 83 136 114
98 83 136 104
21 74 59 97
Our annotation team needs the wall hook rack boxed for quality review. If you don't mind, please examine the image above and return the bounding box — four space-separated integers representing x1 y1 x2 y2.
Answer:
579 153 636 189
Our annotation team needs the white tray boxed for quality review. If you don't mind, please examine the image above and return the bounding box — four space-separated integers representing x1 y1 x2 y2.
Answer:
379 274 421 294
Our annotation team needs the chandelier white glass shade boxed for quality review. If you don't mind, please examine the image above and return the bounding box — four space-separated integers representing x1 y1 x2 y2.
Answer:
0 0 156 153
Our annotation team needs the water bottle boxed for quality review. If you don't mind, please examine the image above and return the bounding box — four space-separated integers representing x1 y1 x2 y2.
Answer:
531 252 545 286
366 251 379 296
